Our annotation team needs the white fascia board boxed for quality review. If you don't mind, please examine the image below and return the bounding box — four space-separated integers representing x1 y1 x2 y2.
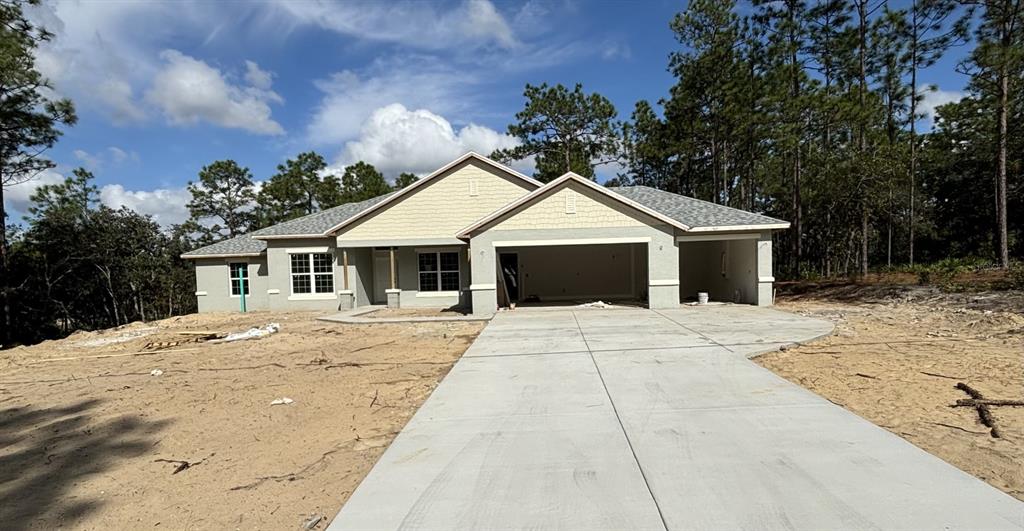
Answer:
687 223 790 232
181 252 264 259
677 233 761 242
492 236 651 248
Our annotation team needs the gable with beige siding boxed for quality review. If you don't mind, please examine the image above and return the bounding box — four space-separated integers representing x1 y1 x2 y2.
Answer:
336 160 534 241
491 181 654 232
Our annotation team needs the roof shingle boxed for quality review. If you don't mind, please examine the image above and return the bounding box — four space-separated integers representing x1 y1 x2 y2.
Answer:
608 186 787 229
181 234 267 258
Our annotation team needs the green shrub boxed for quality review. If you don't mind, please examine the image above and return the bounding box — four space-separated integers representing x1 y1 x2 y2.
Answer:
1010 262 1024 290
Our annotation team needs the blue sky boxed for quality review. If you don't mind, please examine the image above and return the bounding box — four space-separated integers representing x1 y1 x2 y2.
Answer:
6 0 975 227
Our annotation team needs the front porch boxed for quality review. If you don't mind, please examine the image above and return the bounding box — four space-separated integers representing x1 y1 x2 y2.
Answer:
336 245 471 311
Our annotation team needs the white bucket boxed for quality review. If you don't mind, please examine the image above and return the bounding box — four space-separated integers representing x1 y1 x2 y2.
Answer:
697 292 709 305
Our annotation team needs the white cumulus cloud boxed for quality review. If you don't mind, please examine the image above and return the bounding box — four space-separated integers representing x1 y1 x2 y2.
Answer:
307 58 478 147
271 0 517 51
338 103 519 176
4 171 191 228
146 50 284 135
99 184 192 227
3 171 66 219
917 88 964 129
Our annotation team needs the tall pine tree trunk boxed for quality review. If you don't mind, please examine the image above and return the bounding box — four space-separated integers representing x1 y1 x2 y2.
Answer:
0 182 9 347
909 4 919 266
858 0 870 276
996 56 1009 268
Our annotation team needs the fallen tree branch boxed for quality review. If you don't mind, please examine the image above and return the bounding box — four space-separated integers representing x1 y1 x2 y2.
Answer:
230 445 349 491
954 399 1024 407
854 372 878 380
154 454 212 474
920 371 964 380
349 340 397 353
955 383 1003 438
932 422 989 435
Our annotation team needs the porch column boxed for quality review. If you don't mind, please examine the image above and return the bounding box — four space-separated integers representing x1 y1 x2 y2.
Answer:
385 247 401 308
469 236 497 316
647 229 680 309
338 248 354 309
756 232 774 306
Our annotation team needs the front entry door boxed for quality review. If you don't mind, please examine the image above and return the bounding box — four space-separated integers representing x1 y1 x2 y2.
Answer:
373 250 390 303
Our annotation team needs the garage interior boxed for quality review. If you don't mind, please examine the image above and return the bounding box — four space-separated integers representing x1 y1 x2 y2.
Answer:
495 243 648 307
678 237 758 304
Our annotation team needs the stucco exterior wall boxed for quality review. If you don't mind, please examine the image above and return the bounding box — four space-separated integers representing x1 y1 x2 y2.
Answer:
265 238 342 311
337 160 532 242
194 257 269 312
679 238 758 304
756 231 774 306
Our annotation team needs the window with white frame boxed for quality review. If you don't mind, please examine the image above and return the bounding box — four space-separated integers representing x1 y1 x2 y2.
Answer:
229 262 249 296
290 252 334 294
418 251 459 292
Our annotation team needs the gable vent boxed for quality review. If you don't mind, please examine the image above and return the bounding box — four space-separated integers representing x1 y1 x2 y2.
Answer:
469 179 479 196
565 191 577 214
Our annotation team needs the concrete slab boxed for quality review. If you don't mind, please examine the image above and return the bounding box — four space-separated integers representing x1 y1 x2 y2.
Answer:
329 347 665 531
417 353 608 420
620 406 1023 530
656 306 833 348
574 309 715 351
328 306 1024 531
592 346 824 412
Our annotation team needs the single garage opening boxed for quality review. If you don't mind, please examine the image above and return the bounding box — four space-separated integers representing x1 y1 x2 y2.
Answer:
679 237 757 304
495 243 648 307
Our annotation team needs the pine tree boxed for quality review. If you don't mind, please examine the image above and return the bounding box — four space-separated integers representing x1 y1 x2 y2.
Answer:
186 160 257 240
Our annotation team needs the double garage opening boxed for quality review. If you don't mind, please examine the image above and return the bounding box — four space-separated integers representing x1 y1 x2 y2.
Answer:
490 236 761 309
494 242 649 307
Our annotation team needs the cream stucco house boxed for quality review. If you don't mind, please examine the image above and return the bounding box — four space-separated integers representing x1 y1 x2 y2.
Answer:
182 152 789 315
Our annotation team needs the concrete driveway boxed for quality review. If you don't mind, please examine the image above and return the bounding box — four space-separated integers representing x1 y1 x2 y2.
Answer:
328 306 1024 530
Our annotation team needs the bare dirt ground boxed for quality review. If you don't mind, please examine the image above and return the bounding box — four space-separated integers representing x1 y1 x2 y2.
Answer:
758 283 1024 501
0 311 484 530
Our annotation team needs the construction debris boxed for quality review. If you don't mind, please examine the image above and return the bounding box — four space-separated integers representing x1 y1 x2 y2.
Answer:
212 323 281 343
270 397 294 406
577 300 613 309
150 369 163 377
302 514 324 529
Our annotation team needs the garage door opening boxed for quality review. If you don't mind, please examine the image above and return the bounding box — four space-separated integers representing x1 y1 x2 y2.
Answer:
495 243 648 308
679 237 757 304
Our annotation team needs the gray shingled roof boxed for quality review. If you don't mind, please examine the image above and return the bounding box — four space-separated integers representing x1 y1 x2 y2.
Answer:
249 192 397 237
181 234 267 258
608 186 787 229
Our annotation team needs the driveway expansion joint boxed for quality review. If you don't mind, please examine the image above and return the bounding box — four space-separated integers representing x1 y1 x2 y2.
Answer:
572 310 670 531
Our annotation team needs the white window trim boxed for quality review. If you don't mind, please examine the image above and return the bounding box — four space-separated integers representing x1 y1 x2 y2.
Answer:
289 252 336 297
228 262 250 298
417 250 461 293
286 246 329 254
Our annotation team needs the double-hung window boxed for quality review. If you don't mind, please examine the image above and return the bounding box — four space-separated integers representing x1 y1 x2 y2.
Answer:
290 252 334 295
229 263 249 296
418 251 459 292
